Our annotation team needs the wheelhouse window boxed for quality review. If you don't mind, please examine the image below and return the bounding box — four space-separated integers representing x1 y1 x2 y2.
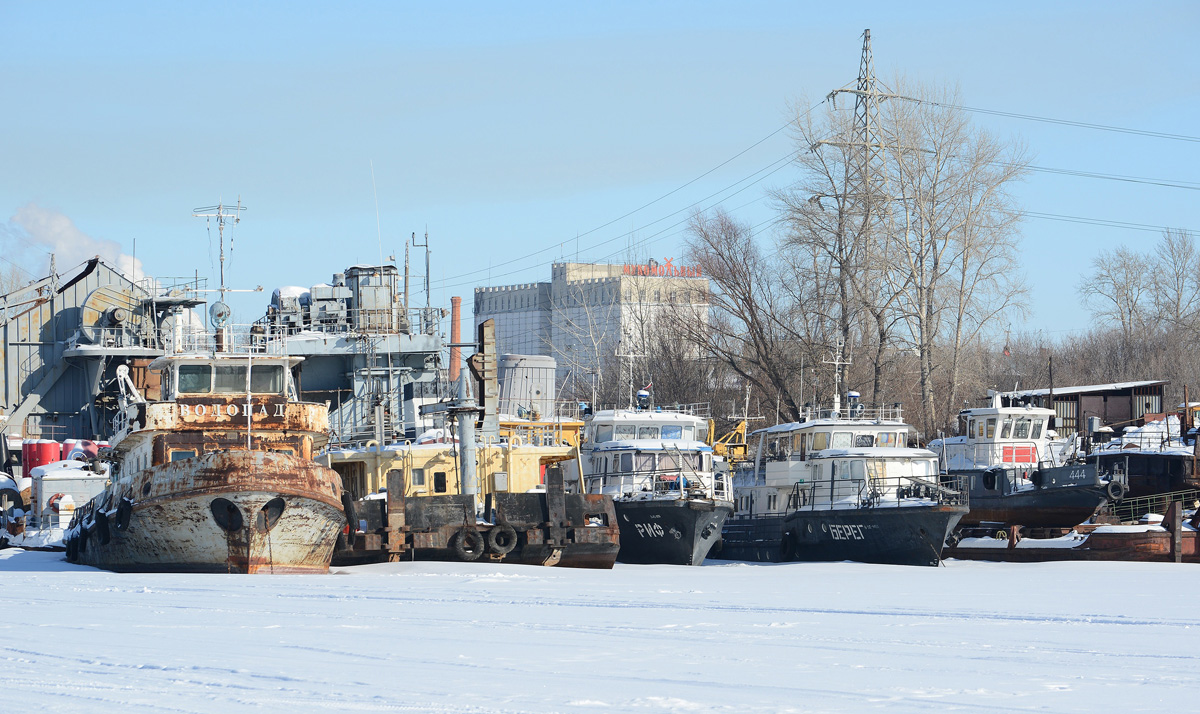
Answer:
213 365 247 393
986 418 997 439
855 434 875 448
831 432 853 448
682 425 695 440
637 425 660 439
178 364 211 393
660 425 683 440
250 365 284 393
615 425 637 440
595 425 614 443
1001 418 1013 439
1014 418 1031 439
812 432 828 450
169 449 196 461
1031 419 1044 439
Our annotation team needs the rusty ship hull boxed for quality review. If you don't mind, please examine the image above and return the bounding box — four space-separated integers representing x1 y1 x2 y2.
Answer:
67 449 344 573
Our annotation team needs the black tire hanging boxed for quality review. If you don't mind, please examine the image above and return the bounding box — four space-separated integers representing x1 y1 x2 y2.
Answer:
485 525 518 555
93 511 111 545
780 530 797 562
115 499 132 532
451 528 485 561
1106 480 1127 501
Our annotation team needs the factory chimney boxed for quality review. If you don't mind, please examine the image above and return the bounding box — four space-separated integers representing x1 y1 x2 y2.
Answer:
449 296 462 382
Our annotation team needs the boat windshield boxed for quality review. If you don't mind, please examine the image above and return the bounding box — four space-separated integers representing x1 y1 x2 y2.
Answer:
177 363 286 395
881 458 939 480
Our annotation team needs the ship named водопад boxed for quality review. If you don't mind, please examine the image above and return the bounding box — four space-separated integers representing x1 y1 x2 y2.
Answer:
64 354 344 573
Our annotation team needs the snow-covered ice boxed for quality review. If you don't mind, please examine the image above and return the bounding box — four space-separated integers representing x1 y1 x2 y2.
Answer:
1 549 1196 712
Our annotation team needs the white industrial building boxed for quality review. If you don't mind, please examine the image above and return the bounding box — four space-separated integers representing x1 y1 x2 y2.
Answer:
474 261 709 392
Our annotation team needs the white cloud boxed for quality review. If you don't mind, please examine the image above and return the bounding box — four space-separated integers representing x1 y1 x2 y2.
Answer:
3 203 146 282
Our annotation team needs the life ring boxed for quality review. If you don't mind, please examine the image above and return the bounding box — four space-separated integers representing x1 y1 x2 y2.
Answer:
1106 480 1127 501
47 493 66 513
451 528 485 561
486 524 518 555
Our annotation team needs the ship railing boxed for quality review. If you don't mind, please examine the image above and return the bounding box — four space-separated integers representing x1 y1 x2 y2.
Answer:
1098 432 1188 453
253 305 443 338
583 402 711 418
799 403 905 422
498 422 578 448
585 466 725 501
1110 487 1200 524
787 473 968 511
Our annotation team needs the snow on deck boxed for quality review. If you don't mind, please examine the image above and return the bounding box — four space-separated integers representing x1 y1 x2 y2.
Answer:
0 550 1196 711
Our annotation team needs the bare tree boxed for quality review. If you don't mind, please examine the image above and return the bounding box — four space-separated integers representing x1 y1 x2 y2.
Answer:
880 83 1030 432
1148 229 1200 332
1078 246 1152 342
680 210 810 422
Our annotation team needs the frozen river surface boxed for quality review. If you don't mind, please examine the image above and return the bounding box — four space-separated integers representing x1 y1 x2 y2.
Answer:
0 550 1194 713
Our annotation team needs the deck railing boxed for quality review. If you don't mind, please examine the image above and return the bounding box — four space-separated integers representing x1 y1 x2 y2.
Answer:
1110 488 1200 524
786 473 969 512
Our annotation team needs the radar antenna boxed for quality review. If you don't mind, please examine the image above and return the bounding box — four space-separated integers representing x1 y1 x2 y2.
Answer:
192 198 246 327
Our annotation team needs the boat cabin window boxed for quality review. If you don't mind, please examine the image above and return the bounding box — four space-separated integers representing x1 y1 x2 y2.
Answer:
698 423 708 441
850 460 866 481
812 432 828 451
658 453 678 470
615 425 637 440
636 453 655 472
1014 418 1031 439
976 420 985 438
620 453 633 472
767 435 791 461
178 364 212 393
831 432 853 449
169 449 196 462
637 426 659 439
1000 418 1013 439
595 425 614 443
986 418 997 439
176 363 286 395
683 425 695 440
1031 419 1044 439
966 419 975 438
855 434 875 448
411 468 425 487
433 471 447 493
660 425 683 440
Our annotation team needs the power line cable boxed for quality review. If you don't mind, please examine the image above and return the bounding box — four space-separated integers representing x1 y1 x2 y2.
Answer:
1025 211 1197 234
920 101 1200 143
434 99 830 288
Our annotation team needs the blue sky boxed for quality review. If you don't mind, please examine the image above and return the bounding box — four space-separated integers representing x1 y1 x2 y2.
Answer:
1 1 1196 335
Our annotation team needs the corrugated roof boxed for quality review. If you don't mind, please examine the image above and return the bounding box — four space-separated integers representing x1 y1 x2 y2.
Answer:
1001 380 1168 398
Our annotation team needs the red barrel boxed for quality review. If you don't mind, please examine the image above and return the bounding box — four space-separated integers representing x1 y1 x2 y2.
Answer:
26 440 61 472
21 439 35 472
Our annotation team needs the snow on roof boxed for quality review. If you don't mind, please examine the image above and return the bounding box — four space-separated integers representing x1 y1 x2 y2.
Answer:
1001 380 1168 398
